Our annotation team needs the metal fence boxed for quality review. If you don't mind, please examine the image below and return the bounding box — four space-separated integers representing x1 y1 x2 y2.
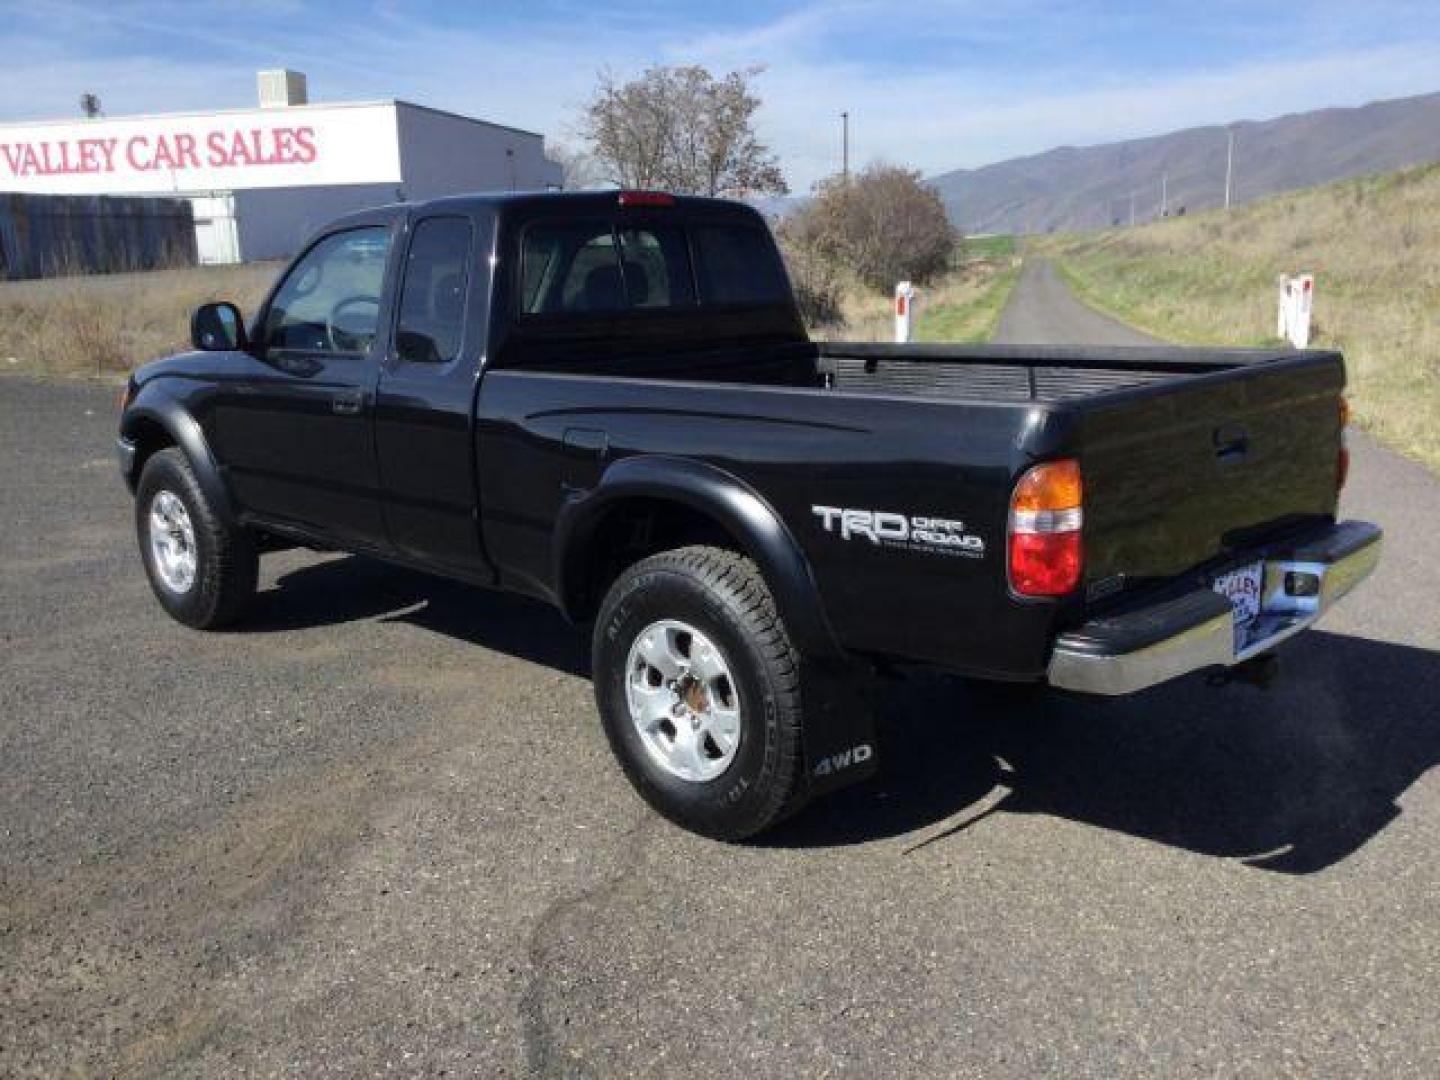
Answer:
0 193 197 280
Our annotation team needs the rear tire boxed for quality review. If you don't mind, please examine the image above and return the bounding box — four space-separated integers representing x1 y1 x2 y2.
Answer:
593 546 806 840
135 448 257 629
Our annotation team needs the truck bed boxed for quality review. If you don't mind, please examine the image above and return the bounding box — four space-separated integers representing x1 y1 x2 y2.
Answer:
818 343 1317 404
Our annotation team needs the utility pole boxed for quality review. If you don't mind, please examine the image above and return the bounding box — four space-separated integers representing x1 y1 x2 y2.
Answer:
1224 128 1234 209
1161 171 1168 217
841 111 850 180
1129 191 1136 227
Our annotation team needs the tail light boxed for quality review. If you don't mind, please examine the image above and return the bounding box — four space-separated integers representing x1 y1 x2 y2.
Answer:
1009 459 1083 597
617 190 676 207
1337 396 1351 491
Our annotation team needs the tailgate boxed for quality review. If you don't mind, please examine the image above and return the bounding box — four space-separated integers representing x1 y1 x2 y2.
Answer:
1077 353 1345 592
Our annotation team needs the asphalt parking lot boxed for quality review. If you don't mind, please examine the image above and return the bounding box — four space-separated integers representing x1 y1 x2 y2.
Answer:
3 299 1438 1073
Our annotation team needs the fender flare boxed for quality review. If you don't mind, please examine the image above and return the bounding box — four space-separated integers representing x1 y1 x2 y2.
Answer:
119 383 237 525
554 455 843 659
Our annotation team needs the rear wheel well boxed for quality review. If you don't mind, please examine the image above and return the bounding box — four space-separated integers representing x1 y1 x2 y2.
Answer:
569 499 746 623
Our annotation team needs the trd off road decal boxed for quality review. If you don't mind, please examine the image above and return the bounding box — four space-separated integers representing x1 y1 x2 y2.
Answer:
811 505 985 558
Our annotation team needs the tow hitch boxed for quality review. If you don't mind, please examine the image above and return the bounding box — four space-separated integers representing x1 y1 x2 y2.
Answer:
1207 652 1279 690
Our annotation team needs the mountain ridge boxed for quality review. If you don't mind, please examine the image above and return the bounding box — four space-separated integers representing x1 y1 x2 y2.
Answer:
929 90 1440 234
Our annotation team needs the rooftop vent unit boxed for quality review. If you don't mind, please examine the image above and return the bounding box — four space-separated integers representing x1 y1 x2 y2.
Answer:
257 69 308 108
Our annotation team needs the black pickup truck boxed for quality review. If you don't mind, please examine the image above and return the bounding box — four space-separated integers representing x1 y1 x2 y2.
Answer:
118 190 1381 838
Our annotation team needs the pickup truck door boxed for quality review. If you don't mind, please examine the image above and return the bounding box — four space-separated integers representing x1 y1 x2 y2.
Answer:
212 223 396 549
372 212 495 579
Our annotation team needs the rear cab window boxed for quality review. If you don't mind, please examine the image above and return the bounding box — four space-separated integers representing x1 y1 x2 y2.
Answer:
517 213 786 318
500 201 805 374
690 223 790 306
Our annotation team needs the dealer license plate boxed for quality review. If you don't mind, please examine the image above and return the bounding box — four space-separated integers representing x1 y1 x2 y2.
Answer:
1212 560 1264 651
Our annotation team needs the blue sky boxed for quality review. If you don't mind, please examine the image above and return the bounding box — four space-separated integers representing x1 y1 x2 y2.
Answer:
1 1 1438 188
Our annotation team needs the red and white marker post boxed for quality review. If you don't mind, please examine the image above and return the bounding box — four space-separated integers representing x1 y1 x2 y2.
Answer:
894 281 917 343
1276 273 1315 348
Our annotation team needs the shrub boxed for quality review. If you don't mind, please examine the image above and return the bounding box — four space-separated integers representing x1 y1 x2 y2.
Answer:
781 165 956 293
778 240 844 329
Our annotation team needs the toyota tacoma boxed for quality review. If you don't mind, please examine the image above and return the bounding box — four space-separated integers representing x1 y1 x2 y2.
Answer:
117 190 1381 838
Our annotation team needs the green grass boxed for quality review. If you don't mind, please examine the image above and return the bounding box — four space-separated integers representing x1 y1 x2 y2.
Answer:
962 234 1017 262
915 261 1022 344
1037 162 1440 473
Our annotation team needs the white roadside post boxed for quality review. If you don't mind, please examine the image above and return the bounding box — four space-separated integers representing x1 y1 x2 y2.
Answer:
894 281 917 343
1291 273 1314 348
1277 273 1315 348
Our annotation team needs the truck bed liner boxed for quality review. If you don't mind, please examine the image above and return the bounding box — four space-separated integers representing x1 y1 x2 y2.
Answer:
817 344 1317 405
826 355 1184 402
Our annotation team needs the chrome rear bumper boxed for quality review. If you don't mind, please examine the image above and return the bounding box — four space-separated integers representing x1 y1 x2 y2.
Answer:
1047 521 1382 696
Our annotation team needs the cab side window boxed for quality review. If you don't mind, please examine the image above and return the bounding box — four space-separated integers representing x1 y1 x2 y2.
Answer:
395 217 473 365
262 227 392 354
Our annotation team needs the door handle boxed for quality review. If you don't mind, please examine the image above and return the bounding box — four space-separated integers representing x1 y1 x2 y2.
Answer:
563 427 609 458
332 389 365 415
1213 423 1248 463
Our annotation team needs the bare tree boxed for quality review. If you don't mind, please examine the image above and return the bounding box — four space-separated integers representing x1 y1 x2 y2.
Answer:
580 66 787 197
782 164 956 291
547 141 606 191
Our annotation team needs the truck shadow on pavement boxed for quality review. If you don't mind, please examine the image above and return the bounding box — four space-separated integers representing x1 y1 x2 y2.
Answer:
774 630 1440 873
242 554 589 676
250 556 1437 874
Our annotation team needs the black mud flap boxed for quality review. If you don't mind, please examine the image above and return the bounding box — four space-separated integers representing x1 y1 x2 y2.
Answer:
800 659 879 800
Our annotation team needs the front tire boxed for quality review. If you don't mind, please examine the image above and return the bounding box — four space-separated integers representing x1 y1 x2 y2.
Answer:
593 546 806 840
135 448 257 629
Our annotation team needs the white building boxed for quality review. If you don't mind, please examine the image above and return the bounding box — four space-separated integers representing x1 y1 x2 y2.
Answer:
0 71 563 264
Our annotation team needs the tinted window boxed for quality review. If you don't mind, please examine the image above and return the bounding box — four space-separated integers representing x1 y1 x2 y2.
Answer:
395 217 472 365
263 227 391 353
691 224 789 305
618 225 694 308
521 221 623 314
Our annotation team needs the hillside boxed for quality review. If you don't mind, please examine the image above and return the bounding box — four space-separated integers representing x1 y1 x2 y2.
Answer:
932 91 1440 235
1038 162 1440 472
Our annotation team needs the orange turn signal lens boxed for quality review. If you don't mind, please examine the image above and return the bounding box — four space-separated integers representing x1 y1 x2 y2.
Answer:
1339 396 1351 429
1010 459 1082 512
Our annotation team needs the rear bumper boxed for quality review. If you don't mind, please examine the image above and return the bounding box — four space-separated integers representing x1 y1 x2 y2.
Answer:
1047 520 1382 696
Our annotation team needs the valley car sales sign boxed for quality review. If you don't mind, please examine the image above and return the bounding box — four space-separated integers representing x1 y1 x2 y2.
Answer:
0 104 402 195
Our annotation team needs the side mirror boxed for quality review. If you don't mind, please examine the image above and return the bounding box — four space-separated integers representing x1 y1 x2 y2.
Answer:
191 301 247 351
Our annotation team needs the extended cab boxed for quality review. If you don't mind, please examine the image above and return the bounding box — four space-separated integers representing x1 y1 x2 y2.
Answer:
118 191 1381 838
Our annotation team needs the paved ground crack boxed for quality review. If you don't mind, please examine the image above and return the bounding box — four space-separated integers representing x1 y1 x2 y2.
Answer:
518 812 653 1079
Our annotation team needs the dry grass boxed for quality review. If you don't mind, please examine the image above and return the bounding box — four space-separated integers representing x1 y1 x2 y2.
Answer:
2 238 1024 382
1039 162 1440 471
813 252 1022 344
0 262 280 379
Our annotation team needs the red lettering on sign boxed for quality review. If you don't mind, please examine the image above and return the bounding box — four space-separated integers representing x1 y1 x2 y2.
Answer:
1 144 25 175
174 132 200 170
205 130 229 167
293 126 316 164
0 123 322 180
125 135 151 171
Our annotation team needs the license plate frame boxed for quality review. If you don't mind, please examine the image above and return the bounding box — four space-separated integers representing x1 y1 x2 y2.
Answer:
1212 560 1264 652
